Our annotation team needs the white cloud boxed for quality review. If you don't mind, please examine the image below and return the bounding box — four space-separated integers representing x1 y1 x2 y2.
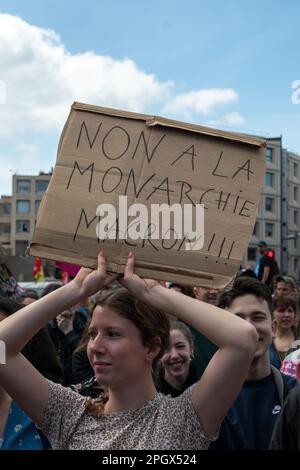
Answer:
0 80 6 105
0 13 173 136
0 13 244 194
224 111 245 126
163 88 238 116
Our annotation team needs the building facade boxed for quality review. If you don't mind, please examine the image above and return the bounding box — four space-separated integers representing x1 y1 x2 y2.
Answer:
245 138 282 270
286 152 300 277
245 138 300 281
0 173 51 256
0 195 12 254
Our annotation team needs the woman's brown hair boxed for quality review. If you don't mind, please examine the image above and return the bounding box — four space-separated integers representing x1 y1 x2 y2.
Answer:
85 287 170 414
272 295 297 317
91 287 170 368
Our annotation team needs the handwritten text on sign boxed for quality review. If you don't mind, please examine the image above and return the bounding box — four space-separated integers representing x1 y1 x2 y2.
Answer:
66 119 257 260
30 103 265 287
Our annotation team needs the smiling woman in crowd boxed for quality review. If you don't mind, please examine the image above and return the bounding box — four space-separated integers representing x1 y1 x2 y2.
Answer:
155 321 199 397
270 296 299 368
0 251 257 450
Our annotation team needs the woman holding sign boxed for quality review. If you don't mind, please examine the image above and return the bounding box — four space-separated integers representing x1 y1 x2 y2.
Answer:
0 252 257 449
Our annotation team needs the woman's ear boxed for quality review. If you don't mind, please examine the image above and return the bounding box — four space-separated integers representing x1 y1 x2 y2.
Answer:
271 319 278 336
190 347 195 360
146 337 161 364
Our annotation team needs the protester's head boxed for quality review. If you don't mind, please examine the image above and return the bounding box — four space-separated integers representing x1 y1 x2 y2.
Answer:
168 283 194 297
258 240 267 255
168 283 183 293
218 277 272 361
236 269 257 279
160 321 194 385
272 296 297 334
87 288 170 387
41 283 61 297
193 286 220 306
0 295 23 321
274 275 297 297
18 288 39 305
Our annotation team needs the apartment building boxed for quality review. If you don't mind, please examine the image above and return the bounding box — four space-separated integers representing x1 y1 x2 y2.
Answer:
245 139 300 280
286 152 300 276
245 138 282 270
0 195 12 254
1 173 51 256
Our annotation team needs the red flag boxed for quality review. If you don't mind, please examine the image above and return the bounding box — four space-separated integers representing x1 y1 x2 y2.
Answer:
32 258 45 281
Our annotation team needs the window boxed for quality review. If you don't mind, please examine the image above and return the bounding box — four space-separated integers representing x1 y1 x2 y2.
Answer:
294 162 298 178
16 220 30 233
265 172 274 187
35 200 41 213
265 197 274 212
17 179 31 194
253 221 259 236
0 223 10 234
15 241 28 256
247 247 257 261
1 203 11 215
265 222 274 238
266 147 273 162
294 186 299 201
294 210 298 225
16 200 30 213
35 180 48 193
294 258 299 273
1 243 11 255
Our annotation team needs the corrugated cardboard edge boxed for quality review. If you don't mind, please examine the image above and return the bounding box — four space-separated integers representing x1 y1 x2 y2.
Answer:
72 102 150 122
72 102 266 147
29 243 235 288
146 117 266 147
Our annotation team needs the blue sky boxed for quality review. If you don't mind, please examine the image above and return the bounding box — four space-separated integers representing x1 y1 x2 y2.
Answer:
0 0 300 195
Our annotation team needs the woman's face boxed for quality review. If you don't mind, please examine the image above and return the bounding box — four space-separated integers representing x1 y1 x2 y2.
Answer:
87 305 153 388
161 329 192 382
273 306 296 331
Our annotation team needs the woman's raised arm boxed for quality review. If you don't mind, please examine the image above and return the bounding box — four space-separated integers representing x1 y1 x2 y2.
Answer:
121 252 258 438
0 252 117 426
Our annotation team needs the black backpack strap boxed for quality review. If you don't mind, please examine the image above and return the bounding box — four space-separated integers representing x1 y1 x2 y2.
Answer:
270 365 284 406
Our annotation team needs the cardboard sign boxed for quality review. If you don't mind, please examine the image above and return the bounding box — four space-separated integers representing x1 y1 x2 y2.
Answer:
29 102 266 288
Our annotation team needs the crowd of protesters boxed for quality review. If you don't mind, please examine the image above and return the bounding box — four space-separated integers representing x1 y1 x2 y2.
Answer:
0 240 299 450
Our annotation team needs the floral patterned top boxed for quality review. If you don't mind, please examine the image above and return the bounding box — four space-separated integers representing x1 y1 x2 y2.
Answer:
0 401 45 450
40 380 216 450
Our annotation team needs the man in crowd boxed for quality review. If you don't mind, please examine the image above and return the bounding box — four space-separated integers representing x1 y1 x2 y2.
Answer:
273 275 297 297
210 276 296 449
256 241 279 287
